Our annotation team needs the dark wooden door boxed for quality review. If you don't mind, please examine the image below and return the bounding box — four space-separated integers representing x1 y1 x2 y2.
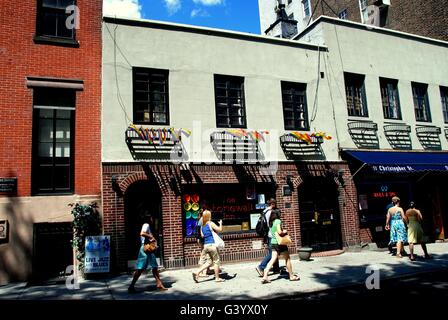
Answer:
299 177 342 252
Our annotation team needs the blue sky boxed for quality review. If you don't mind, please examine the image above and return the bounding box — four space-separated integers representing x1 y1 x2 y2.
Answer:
103 0 261 34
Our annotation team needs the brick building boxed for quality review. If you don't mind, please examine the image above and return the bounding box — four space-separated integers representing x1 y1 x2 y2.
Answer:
0 1 102 284
102 17 360 272
259 0 448 42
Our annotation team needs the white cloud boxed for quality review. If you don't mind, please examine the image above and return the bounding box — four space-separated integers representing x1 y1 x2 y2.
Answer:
164 0 182 14
193 0 223 5
103 0 142 19
191 8 210 18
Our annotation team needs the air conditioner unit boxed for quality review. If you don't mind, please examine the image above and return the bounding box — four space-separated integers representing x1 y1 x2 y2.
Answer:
0 220 7 239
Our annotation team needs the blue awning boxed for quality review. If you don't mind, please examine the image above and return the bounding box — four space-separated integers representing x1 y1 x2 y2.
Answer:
343 150 448 173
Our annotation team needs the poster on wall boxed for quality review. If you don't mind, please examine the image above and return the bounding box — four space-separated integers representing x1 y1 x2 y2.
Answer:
250 213 260 230
84 235 110 273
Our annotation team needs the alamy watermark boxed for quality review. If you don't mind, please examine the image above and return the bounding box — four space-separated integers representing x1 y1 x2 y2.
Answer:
65 265 80 290
65 5 80 30
365 265 380 290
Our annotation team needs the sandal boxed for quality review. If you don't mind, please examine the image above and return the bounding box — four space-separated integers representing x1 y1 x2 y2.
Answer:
192 272 199 283
289 275 300 281
261 279 271 284
409 256 416 261
215 278 225 283
157 286 168 291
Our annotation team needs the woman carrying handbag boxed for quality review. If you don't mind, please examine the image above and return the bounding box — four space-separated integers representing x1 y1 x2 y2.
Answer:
261 209 300 284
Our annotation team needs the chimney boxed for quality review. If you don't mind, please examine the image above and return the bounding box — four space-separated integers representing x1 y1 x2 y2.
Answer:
264 0 298 39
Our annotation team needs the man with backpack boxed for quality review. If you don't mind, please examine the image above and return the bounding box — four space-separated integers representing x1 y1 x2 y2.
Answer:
255 198 280 277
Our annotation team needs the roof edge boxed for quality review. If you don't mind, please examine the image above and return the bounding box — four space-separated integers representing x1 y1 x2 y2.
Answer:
295 16 448 48
103 16 327 51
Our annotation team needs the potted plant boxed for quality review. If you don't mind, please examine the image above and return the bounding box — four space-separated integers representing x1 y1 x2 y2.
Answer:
70 202 101 277
298 247 313 261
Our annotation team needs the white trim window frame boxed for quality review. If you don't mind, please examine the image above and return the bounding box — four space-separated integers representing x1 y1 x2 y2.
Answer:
302 0 311 18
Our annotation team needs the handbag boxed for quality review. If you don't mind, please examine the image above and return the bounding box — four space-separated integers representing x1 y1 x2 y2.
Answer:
275 231 292 246
143 239 158 254
210 224 225 249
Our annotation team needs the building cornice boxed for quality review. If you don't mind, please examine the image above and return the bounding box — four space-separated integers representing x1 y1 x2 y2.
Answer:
103 16 327 52
295 16 448 49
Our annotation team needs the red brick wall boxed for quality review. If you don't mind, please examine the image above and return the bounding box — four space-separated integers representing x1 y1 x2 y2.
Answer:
0 1 102 196
384 0 448 42
310 0 363 23
102 162 361 271
310 0 448 42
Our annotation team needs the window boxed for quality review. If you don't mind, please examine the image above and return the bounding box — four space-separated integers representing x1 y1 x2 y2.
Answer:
214 75 246 128
133 67 169 125
338 9 348 20
345 73 368 117
281 81 309 130
440 86 448 124
302 0 311 17
182 183 275 236
359 0 369 22
380 78 401 120
412 82 431 122
36 0 76 39
32 89 75 194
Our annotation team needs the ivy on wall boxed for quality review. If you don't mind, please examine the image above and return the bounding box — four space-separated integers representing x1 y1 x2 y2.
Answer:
70 202 101 272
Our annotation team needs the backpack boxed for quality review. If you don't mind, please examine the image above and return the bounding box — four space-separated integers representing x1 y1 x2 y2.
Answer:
255 211 269 238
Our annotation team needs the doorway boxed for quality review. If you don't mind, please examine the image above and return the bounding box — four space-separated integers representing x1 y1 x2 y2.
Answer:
298 176 342 252
124 180 163 267
32 222 73 283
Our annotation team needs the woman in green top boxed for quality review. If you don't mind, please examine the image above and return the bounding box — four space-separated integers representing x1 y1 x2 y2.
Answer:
261 209 300 283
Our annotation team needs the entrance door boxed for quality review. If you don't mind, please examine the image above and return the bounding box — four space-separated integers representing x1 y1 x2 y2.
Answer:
299 176 342 252
124 180 162 266
32 222 73 283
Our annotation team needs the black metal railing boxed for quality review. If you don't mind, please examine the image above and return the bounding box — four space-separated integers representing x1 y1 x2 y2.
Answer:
384 124 412 150
125 127 188 161
416 126 442 150
347 121 379 149
279 134 325 160
210 131 264 163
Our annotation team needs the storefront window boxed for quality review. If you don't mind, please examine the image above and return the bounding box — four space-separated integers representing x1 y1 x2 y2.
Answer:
182 183 275 237
357 182 411 228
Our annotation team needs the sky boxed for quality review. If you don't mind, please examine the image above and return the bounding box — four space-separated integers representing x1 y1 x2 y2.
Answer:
103 0 261 34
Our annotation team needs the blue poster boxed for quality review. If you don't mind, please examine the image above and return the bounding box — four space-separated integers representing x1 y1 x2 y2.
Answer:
84 235 110 273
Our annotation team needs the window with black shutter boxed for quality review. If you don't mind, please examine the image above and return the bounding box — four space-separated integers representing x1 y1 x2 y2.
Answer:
36 0 76 40
133 67 169 125
214 75 246 128
344 72 368 117
440 86 448 124
380 78 401 120
412 82 431 122
32 89 75 195
281 81 309 130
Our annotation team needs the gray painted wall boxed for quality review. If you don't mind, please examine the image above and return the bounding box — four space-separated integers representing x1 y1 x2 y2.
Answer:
102 20 340 163
298 18 448 151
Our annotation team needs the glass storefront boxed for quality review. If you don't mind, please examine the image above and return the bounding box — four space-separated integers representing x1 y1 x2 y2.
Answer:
182 183 275 237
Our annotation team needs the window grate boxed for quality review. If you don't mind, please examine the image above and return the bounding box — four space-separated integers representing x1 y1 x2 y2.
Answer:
345 73 368 117
214 75 246 128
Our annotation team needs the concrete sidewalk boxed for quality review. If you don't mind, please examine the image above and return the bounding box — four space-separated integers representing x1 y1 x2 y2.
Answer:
1 243 447 300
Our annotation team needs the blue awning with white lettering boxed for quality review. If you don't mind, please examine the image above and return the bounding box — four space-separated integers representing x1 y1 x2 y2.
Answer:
343 150 448 173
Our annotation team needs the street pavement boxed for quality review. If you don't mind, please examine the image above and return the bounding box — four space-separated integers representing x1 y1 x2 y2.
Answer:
0 243 447 300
